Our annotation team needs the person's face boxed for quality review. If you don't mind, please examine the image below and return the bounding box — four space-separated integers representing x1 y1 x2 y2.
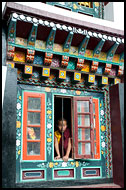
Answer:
58 120 67 132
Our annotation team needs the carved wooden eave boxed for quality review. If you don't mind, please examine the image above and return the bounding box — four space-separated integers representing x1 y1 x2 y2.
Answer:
5 11 124 64
3 2 124 84
2 2 124 37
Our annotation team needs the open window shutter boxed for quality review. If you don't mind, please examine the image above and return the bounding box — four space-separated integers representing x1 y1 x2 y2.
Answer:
73 96 94 159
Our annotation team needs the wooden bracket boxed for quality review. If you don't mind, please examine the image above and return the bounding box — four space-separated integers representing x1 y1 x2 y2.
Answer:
61 56 69 67
7 18 17 44
107 42 119 61
76 58 84 70
46 27 56 50
27 24 38 47
26 49 35 63
78 35 90 56
93 39 105 58
118 65 124 76
7 45 15 60
104 63 112 75
44 52 53 66
91 61 99 72
63 31 73 52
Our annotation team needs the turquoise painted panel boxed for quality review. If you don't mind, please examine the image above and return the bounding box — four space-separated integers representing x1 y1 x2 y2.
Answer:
78 128 82 141
57 170 70 176
33 55 44 65
96 65 104 74
67 60 76 70
25 172 42 177
78 142 82 155
85 170 97 175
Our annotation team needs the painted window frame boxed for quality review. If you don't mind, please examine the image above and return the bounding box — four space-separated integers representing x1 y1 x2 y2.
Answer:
22 91 45 160
73 96 94 159
93 98 100 159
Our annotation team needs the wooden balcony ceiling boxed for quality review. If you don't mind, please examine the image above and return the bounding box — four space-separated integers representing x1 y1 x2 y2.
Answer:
15 20 124 55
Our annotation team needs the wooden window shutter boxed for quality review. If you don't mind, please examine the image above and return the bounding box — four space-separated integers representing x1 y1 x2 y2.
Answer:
22 92 45 160
73 96 94 159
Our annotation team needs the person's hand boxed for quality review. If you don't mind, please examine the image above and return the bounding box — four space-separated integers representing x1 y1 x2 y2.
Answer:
62 155 69 162
55 155 61 160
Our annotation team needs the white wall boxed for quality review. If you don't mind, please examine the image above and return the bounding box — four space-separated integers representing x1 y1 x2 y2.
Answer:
2 2 6 12
2 66 7 107
104 2 114 22
113 2 124 30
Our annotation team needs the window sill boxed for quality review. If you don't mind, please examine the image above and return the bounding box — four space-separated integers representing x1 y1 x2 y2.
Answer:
54 158 74 161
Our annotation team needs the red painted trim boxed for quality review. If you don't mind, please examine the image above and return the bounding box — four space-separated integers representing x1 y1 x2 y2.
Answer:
73 96 94 159
22 92 45 160
22 170 44 180
93 99 100 159
82 168 100 177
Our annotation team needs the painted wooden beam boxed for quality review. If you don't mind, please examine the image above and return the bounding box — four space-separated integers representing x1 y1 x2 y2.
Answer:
27 23 38 47
74 72 81 81
46 27 56 50
7 18 17 44
24 65 33 74
114 78 121 84
88 74 95 83
63 31 73 52
102 76 108 85
42 67 50 77
107 42 119 61
59 70 66 79
93 39 105 58
78 35 90 56
119 52 124 63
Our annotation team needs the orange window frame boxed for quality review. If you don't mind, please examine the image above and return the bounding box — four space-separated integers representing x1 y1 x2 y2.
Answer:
22 92 45 160
93 99 100 159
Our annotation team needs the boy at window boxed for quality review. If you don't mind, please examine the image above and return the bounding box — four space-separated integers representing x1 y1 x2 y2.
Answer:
54 118 71 162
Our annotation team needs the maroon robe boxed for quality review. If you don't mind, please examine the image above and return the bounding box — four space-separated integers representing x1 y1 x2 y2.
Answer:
59 128 71 157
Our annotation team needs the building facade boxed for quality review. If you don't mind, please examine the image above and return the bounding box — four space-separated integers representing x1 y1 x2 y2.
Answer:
2 2 124 188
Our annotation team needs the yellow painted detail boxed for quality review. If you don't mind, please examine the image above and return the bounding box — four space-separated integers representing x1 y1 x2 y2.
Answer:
101 125 106 132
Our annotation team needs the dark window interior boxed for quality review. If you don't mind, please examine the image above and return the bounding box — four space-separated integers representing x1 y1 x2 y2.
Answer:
54 96 72 158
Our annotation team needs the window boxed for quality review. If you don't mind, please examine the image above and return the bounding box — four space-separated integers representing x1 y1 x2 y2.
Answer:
73 97 94 159
78 2 93 8
54 96 73 159
54 95 100 160
23 92 45 160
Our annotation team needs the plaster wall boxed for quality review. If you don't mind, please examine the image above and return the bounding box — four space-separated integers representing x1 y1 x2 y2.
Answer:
104 2 114 22
2 66 7 107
